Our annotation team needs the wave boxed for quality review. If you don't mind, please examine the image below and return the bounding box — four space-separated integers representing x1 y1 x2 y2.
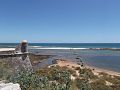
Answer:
28 46 43 49
29 45 43 47
30 47 89 50
29 47 120 50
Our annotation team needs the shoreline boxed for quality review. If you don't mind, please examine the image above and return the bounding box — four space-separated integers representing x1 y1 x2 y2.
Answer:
54 59 120 76
0 48 120 76
85 65 120 76
30 47 120 50
1 47 120 50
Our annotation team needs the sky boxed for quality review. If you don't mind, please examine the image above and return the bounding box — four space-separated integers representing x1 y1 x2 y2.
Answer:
0 0 120 43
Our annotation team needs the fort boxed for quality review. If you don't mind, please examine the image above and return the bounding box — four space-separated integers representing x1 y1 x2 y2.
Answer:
0 40 33 72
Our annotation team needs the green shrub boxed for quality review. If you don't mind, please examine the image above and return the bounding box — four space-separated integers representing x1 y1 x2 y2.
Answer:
75 78 91 90
0 60 13 80
90 79 112 90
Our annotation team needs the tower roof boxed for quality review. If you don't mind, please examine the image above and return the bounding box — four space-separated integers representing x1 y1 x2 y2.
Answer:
21 40 28 43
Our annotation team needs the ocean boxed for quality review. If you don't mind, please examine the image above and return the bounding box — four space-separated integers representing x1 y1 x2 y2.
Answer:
1 43 120 49
0 43 120 72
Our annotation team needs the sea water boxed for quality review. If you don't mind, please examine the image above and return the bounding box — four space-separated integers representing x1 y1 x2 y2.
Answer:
0 43 120 72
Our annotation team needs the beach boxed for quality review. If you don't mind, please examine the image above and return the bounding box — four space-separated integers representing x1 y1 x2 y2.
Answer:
86 65 120 76
0 48 15 51
51 59 120 77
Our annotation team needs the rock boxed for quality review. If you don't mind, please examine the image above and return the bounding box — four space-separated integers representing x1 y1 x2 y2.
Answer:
52 59 57 64
0 83 21 90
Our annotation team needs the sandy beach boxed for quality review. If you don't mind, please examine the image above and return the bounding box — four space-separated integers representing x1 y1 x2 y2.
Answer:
54 59 120 77
85 65 120 76
0 48 15 51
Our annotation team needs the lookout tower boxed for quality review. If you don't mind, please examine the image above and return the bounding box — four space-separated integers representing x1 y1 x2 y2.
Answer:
21 40 28 53
14 40 33 72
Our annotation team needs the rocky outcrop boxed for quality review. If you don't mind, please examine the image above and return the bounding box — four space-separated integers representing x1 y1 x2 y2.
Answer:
0 82 21 90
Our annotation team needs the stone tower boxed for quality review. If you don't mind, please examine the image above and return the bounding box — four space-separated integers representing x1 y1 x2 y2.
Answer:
21 40 28 53
13 40 33 72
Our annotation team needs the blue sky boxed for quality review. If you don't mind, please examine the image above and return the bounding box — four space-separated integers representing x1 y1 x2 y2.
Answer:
0 0 120 43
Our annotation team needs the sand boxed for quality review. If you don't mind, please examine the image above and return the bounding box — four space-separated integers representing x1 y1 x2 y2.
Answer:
56 59 80 69
0 48 15 51
86 65 120 76
55 59 120 76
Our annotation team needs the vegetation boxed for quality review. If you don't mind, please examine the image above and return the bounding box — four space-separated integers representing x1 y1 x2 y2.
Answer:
90 79 112 90
9 66 72 90
0 59 13 81
0 53 120 90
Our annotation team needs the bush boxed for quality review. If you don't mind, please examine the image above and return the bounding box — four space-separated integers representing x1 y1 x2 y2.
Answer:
0 60 13 80
79 68 98 80
9 66 73 90
90 79 112 90
75 78 91 90
9 71 41 90
36 66 72 90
